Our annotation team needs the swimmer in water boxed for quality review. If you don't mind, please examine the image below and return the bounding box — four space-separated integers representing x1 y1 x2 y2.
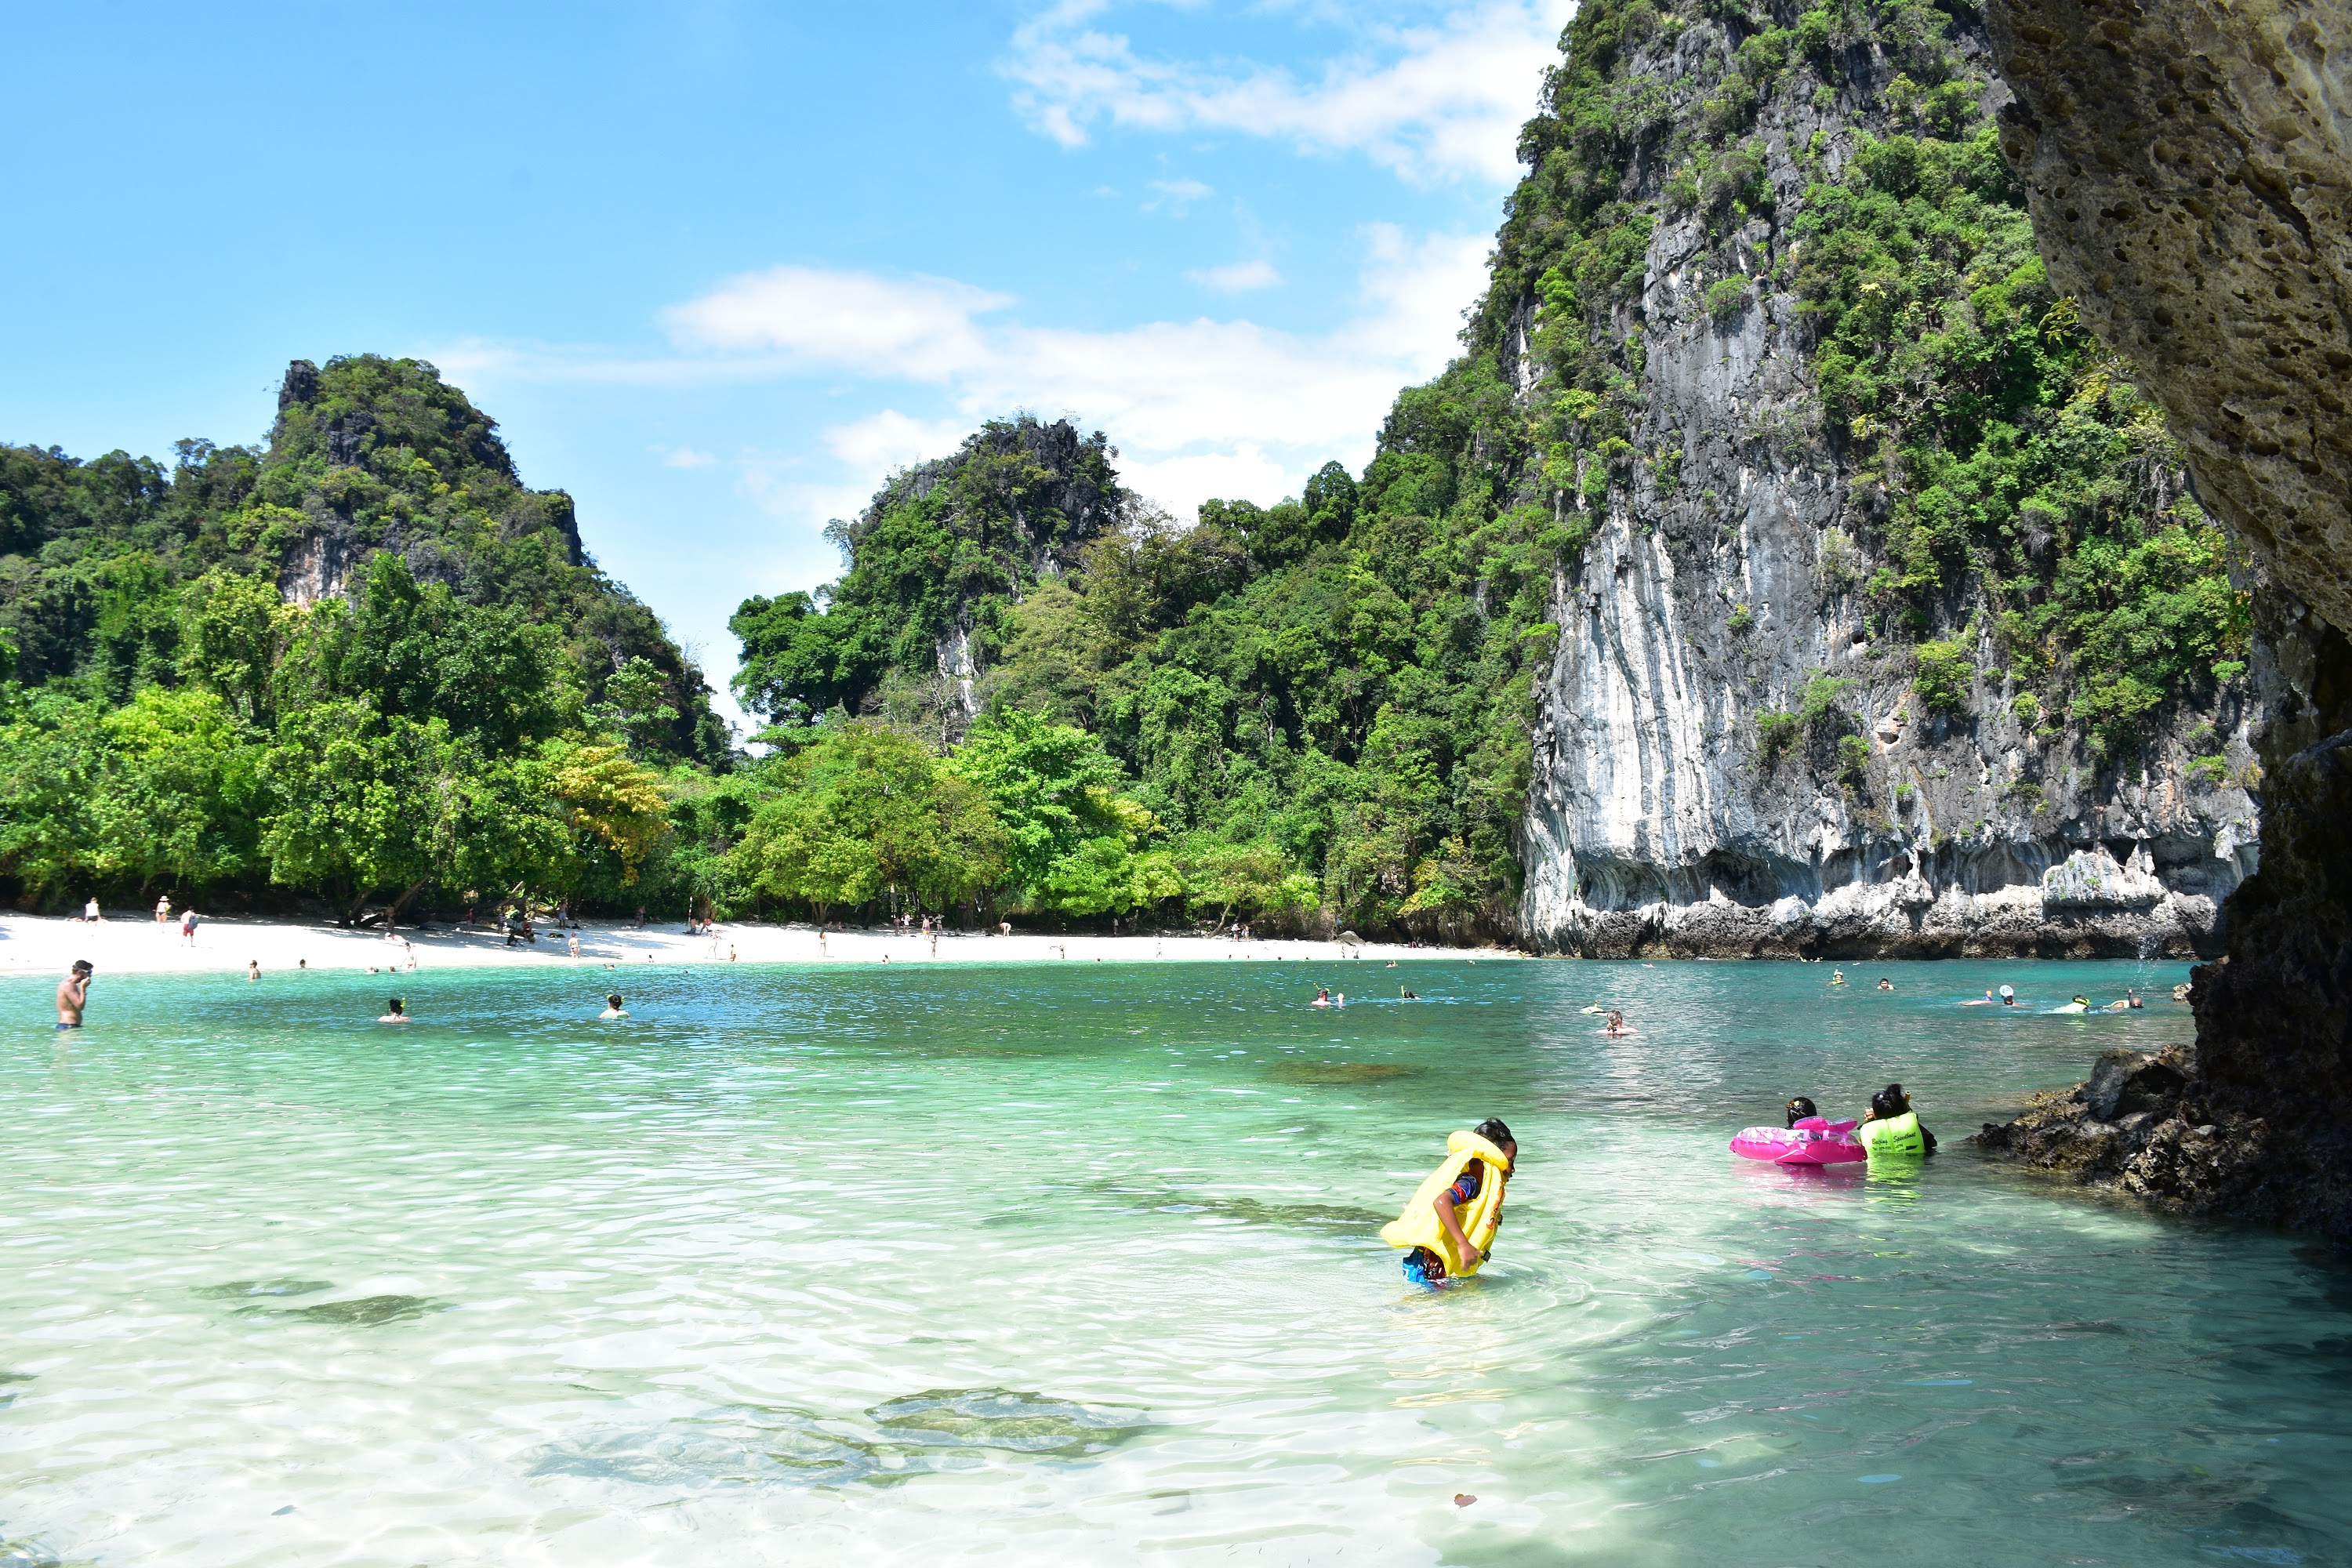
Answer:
599 993 628 1020
1877 978 1894 991
1401 988 1418 1000
1313 986 1333 1007
1784 1095 1819 1127
56 960 92 1029
1831 968 1847 986
1962 989 1996 1006
1999 984 2016 1006
379 996 411 1024
248 960 261 982
1602 1009 1633 1037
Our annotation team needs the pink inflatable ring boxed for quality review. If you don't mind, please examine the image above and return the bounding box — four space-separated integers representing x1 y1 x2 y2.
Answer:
1731 1116 1866 1166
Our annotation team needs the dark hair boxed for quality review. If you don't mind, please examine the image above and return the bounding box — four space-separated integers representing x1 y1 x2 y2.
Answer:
608 994 623 1007
1785 1096 1818 1127
1473 1118 1515 1149
1871 1083 1908 1120
71 959 93 974
388 996 405 1012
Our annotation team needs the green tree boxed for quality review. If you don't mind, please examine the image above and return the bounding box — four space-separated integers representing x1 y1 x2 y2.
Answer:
732 723 1006 920
950 707 1176 916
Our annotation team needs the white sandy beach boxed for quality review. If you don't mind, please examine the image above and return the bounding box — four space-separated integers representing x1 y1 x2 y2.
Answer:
0 910 1515 979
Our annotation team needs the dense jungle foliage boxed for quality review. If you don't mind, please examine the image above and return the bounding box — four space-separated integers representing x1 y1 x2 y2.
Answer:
731 414 1562 935
0 357 733 920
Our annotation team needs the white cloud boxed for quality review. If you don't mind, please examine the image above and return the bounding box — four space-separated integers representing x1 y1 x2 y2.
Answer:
1000 0 1572 183
1145 176 1215 210
1118 444 1301 521
441 225 1489 530
662 226 1482 516
655 445 717 468
657 265 1012 379
1189 257 1283 292
822 410 974 472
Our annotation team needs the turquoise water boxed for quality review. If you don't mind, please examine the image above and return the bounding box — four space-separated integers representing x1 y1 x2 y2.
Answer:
4 956 2349 1566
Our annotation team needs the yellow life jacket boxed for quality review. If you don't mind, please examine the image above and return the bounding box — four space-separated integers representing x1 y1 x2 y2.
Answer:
1859 1110 1926 1159
1380 1131 1512 1276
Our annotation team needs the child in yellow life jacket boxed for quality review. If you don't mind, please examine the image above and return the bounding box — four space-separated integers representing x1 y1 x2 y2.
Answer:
1858 1083 1937 1158
1385 1118 1517 1286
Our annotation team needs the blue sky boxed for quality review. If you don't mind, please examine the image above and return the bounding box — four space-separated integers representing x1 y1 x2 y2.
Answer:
1 0 1568 728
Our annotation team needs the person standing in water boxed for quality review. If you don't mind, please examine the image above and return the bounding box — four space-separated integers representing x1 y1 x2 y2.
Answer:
56 960 93 1029
1388 1119 1519 1287
248 960 260 982
1858 1083 1936 1157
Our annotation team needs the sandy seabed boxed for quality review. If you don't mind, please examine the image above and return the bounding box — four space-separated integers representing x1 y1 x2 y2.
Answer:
0 911 1512 980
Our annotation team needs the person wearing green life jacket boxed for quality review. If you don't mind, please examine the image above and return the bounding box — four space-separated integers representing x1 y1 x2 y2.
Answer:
1857 1083 1936 1158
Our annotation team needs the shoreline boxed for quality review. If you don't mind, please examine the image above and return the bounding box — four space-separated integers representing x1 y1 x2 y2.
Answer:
0 913 1515 978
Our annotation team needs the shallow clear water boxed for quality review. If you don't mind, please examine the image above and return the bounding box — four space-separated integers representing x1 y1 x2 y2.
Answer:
4 956 2350 1566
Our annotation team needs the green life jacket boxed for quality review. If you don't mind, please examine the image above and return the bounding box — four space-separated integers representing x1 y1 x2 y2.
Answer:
1859 1110 1926 1159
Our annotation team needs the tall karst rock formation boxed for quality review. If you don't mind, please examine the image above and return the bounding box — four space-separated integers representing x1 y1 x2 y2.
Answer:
1973 0 2352 1240
1476 0 2263 956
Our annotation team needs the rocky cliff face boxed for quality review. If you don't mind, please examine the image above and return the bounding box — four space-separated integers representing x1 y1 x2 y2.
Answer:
1975 0 2352 1241
1507 0 2264 957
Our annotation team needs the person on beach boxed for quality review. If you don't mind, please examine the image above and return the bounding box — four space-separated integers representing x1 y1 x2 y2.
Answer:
1391 1119 1518 1287
56 960 93 1029
379 997 411 1024
180 908 200 946
1858 1083 1936 1158
568 931 581 959
599 993 628 1019
82 897 100 922
155 895 171 924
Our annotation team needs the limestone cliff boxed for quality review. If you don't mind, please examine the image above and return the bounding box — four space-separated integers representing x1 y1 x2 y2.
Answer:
1975 0 2352 1241
1494 0 2263 956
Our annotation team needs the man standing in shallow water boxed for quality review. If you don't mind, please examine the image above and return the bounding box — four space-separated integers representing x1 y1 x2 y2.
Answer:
56 960 92 1029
